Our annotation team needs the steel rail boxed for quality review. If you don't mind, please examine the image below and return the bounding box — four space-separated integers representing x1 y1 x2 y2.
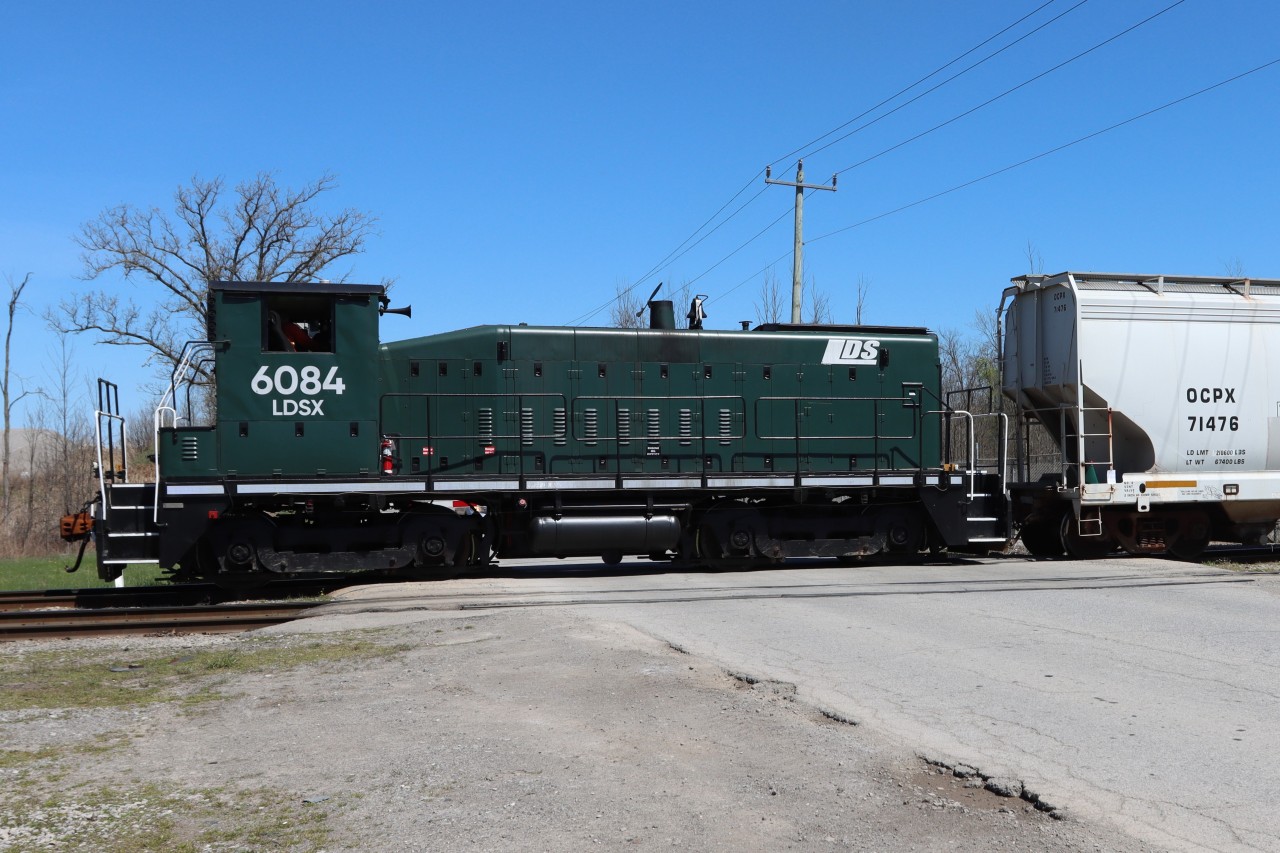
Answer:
0 601 317 640
0 578 350 612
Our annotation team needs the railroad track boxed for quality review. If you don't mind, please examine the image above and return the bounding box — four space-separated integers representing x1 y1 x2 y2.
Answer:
0 600 318 640
0 579 341 640
0 578 348 613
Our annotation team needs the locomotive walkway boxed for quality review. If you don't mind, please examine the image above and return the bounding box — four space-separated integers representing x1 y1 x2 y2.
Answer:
315 555 1278 852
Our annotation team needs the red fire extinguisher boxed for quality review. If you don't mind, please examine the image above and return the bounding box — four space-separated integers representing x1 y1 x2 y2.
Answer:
380 436 395 475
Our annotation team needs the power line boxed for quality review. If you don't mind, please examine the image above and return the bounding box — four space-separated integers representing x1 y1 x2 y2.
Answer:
834 0 1186 177
791 0 1088 166
806 58 1280 246
564 180 768 326
567 1 1082 326
709 56 1280 312
683 203 796 291
682 0 1189 301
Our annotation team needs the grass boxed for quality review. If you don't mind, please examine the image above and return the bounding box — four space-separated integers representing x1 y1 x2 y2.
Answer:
0 634 411 713
0 554 170 591
0 780 334 852
1206 558 1280 574
0 736 129 770
0 628 400 852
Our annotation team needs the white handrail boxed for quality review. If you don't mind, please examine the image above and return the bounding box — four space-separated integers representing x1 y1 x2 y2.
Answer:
152 405 179 522
94 410 128 510
151 341 216 523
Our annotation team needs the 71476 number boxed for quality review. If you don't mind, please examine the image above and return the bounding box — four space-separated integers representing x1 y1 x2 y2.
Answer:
1187 415 1238 432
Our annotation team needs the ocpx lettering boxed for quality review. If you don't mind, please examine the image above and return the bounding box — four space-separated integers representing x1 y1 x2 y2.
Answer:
1186 387 1236 403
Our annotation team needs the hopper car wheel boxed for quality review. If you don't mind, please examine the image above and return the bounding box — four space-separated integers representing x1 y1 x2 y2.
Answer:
1059 514 1116 560
1019 516 1066 557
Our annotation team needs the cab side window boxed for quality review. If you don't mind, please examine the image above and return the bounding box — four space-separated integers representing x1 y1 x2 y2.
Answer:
264 294 335 353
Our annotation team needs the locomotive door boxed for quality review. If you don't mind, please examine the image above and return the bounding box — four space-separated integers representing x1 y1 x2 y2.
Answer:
758 363 803 474
699 361 742 475
799 367 837 474
499 334 522 477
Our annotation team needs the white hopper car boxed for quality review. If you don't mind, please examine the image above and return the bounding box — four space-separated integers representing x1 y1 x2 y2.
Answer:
1000 271 1280 559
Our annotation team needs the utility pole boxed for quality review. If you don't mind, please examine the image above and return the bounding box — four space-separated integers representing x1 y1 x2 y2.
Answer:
765 160 836 323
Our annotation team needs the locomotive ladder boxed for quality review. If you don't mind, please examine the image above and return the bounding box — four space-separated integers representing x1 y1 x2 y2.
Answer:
948 408 1010 546
93 379 161 582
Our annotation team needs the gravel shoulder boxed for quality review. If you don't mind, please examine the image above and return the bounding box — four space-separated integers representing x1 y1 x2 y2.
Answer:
0 602 1160 851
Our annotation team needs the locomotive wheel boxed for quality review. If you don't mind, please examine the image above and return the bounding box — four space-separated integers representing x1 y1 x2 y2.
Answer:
694 526 754 571
403 527 474 581
876 508 927 557
1059 513 1115 560
601 550 623 566
208 515 277 577
1019 516 1065 557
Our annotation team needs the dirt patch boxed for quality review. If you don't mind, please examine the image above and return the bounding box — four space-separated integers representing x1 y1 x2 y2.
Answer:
0 608 1157 851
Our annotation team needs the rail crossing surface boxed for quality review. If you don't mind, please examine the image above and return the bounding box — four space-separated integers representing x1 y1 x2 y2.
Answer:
316 555 1280 852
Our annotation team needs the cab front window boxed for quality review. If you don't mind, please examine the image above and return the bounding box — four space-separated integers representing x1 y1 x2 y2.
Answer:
264 294 335 353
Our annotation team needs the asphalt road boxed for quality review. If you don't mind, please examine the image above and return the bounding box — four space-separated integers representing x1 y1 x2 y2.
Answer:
328 555 1280 852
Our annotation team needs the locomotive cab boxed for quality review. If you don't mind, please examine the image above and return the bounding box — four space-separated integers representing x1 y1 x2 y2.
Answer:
139 281 392 576
160 281 384 481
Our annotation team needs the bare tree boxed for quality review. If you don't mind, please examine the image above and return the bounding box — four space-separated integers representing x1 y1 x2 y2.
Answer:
40 338 93 516
854 274 871 325
609 282 646 328
805 275 833 324
1024 240 1045 274
755 269 786 325
667 280 693 328
53 172 377 376
1223 258 1247 278
2 273 32 517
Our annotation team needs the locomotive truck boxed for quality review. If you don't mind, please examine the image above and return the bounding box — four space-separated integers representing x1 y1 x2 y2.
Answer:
64 280 1007 587
1000 270 1280 559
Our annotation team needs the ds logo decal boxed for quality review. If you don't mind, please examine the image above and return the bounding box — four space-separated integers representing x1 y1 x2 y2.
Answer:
821 338 881 366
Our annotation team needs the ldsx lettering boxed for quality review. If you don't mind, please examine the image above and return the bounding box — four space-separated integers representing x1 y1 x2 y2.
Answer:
1185 387 1236 403
272 399 326 416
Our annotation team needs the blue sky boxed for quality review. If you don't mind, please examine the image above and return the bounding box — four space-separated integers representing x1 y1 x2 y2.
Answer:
2 0 1277 418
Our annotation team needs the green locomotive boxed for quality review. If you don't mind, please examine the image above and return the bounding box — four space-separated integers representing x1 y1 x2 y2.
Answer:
67 280 1007 586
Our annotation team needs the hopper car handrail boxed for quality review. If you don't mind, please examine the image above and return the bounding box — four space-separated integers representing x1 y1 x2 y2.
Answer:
1011 402 1114 487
